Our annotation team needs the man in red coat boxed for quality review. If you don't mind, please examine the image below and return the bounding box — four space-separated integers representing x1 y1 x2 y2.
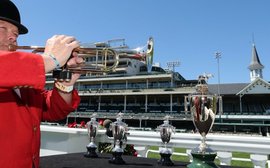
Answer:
0 1 83 168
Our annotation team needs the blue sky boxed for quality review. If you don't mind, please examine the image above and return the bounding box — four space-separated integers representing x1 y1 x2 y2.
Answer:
13 0 270 84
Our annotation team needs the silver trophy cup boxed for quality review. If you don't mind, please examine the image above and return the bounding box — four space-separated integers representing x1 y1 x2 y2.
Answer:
157 116 175 166
109 113 128 164
190 95 217 153
185 75 221 168
84 115 99 158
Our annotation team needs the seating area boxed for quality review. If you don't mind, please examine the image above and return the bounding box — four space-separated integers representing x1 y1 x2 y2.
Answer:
76 102 185 114
77 102 270 116
223 102 270 115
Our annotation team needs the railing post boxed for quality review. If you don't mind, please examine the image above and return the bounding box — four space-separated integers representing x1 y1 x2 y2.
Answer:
250 154 268 168
217 151 232 165
186 149 193 162
134 145 149 157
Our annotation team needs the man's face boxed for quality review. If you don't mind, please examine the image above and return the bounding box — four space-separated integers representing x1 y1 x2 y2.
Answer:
0 20 19 50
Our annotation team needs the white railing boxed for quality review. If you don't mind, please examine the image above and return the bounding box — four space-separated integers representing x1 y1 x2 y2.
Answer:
40 125 270 167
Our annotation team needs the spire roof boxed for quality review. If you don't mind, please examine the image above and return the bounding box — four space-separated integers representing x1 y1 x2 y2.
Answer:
248 44 264 70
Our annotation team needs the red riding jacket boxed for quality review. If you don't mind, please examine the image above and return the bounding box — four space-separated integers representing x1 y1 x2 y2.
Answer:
0 51 80 168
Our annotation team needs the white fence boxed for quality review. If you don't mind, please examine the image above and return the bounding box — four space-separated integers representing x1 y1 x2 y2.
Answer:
40 125 270 167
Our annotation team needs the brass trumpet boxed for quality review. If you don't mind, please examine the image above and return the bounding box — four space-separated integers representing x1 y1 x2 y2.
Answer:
8 37 154 81
8 44 119 74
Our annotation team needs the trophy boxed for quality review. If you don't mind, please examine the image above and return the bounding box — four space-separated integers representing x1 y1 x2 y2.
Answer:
157 116 175 166
185 75 221 168
109 113 128 164
84 113 99 158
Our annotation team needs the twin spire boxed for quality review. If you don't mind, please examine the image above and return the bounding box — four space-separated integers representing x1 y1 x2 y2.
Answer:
248 43 264 81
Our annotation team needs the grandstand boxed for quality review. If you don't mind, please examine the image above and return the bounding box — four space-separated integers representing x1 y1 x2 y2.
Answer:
45 39 270 135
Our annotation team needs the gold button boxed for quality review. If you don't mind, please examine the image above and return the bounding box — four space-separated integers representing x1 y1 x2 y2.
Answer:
33 126 37 132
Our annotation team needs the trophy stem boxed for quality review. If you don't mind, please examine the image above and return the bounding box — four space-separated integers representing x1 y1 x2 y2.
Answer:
200 135 207 153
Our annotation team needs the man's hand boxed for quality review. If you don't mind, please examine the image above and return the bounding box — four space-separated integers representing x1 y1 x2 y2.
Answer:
43 35 80 72
62 52 84 86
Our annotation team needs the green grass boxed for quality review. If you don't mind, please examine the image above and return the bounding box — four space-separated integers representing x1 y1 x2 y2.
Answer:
146 146 255 168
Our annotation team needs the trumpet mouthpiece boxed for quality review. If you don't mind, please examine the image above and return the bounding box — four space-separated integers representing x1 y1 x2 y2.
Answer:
8 44 17 51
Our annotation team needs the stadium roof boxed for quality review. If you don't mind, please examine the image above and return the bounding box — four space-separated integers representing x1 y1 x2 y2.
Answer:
208 78 270 96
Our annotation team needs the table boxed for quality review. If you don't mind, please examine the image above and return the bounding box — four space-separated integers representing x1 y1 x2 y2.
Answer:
40 153 239 168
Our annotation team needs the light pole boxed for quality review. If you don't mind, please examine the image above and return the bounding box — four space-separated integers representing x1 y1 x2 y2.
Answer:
215 52 222 123
167 61 180 87
167 61 180 73
166 61 180 113
215 52 221 95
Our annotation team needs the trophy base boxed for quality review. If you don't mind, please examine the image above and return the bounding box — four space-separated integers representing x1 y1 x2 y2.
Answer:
187 152 219 168
84 146 98 158
109 151 125 165
158 153 174 166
